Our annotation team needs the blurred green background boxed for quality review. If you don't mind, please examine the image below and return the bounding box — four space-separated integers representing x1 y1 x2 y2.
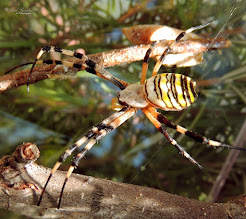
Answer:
0 0 246 218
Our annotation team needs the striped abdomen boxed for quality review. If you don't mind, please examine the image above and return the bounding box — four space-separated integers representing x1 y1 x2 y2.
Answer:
144 73 198 111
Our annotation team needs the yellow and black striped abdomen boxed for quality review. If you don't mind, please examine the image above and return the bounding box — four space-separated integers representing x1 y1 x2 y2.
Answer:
144 73 198 111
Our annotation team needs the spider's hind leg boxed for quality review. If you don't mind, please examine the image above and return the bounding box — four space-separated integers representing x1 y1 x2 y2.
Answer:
142 106 202 169
37 106 137 209
147 106 246 152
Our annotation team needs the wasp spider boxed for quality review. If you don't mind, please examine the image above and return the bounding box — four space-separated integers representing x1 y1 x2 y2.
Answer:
8 23 246 208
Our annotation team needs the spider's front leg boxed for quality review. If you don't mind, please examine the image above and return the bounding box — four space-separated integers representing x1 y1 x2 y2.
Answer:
27 46 128 91
151 22 213 77
139 22 213 85
37 106 136 209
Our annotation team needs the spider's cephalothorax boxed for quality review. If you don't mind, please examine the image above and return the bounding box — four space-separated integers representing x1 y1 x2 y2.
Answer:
7 22 246 209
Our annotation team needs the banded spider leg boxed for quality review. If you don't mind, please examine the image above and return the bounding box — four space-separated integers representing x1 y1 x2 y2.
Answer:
38 106 136 208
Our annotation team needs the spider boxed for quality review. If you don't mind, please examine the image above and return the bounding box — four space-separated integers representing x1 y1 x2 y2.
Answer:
7 22 246 209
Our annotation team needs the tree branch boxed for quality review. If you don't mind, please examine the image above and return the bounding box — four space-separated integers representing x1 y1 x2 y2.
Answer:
0 143 245 218
0 38 230 93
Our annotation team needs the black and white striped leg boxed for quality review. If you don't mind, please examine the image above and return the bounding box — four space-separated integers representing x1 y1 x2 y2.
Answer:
37 125 110 207
142 107 202 169
37 106 136 208
5 62 34 75
156 110 246 152
151 22 213 77
37 106 133 206
27 46 128 91
57 106 136 209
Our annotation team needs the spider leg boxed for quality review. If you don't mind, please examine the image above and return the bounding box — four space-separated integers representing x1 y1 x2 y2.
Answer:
151 22 213 77
5 60 85 75
58 106 136 209
5 62 34 75
27 46 128 91
140 41 157 84
37 106 136 208
37 107 128 206
147 106 246 152
142 107 202 169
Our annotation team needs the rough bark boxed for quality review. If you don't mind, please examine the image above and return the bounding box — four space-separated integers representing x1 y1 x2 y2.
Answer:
0 143 245 218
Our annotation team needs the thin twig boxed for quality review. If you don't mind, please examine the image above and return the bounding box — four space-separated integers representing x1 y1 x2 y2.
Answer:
117 0 150 23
